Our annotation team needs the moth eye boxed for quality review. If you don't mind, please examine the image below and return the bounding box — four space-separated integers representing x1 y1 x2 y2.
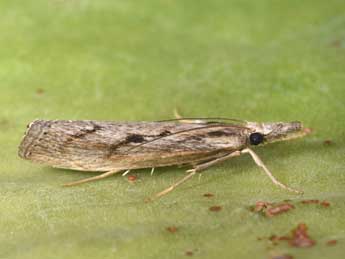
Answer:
249 132 264 145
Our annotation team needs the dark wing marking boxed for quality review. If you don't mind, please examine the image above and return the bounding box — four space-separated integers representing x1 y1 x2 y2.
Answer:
125 123 249 153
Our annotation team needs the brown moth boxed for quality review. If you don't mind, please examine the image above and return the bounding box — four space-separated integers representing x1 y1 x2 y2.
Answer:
18 118 310 199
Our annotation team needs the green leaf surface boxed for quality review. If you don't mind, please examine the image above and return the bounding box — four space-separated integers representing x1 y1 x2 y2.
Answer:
1 0 344 258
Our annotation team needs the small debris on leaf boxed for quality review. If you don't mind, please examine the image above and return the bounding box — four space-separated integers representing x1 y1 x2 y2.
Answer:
251 201 294 217
209 205 222 212
301 199 320 204
203 193 214 198
331 39 341 48
127 175 137 182
266 203 295 217
323 139 333 145
300 199 330 208
289 223 316 248
326 239 337 246
252 201 272 212
321 200 330 208
36 88 45 95
166 226 178 233
185 251 193 256
265 223 316 248
269 235 291 242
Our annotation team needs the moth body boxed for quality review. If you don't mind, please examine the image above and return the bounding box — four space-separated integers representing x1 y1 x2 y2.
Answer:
18 118 310 197
19 120 250 171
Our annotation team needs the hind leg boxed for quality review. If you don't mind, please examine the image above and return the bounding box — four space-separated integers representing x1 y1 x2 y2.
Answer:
149 151 241 200
63 169 123 187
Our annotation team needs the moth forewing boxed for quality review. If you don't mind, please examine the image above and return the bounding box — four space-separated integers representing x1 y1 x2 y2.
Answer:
19 120 249 171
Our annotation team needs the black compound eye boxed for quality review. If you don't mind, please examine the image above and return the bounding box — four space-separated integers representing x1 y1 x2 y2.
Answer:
249 132 264 145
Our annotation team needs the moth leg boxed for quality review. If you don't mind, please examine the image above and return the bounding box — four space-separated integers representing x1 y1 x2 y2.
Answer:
173 108 205 124
150 167 155 176
151 151 241 200
188 151 241 173
122 169 131 176
63 169 123 187
241 148 303 194
173 108 184 119
152 169 197 199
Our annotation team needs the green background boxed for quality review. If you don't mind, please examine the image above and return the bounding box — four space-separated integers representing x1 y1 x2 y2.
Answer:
1 0 344 258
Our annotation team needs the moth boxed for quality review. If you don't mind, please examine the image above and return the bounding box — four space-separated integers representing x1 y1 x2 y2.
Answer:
18 118 310 199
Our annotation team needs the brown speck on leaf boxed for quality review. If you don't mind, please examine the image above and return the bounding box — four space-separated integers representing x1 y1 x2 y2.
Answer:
326 239 337 246
166 226 177 233
331 39 341 48
289 223 316 248
301 199 320 204
36 88 45 95
265 203 295 217
265 224 317 249
251 201 294 217
323 140 333 145
253 201 272 212
185 251 193 256
268 237 281 246
321 200 330 208
209 205 222 212
203 193 214 198
127 175 137 182
269 235 291 242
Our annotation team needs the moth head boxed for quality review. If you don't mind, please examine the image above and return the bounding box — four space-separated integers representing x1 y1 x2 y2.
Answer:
246 121 311 145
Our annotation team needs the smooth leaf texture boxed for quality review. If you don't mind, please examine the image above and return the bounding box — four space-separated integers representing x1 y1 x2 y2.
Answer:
0 1 344 258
